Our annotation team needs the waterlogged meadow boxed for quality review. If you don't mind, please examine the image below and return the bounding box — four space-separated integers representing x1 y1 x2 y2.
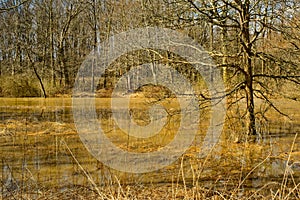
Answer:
0 98 300 199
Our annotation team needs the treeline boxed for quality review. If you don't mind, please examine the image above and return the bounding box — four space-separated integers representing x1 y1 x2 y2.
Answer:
0 0 144 96
0 0 299 95
0 0 300 135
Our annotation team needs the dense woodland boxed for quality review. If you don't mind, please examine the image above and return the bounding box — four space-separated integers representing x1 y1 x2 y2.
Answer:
0 0 300 137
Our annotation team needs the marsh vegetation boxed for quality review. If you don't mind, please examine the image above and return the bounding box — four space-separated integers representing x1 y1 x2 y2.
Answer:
0 98 300 199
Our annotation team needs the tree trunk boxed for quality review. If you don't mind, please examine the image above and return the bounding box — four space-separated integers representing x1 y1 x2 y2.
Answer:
244 58 256 136
241 1 256 137
91 0 98 93
58 45 69 88
33 64 47 98
221 5 228 84
221 26 228 83
49 0 56 87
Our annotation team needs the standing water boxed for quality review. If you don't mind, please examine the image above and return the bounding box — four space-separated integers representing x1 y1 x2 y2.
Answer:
0 98 299 199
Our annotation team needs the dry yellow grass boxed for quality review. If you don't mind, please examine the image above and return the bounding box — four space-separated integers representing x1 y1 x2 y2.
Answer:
0 97 300 199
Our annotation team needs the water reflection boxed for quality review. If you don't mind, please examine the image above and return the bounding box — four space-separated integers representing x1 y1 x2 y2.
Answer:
0 98 299 195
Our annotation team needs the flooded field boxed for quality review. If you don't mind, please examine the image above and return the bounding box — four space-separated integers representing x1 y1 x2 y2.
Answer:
0 98 300 199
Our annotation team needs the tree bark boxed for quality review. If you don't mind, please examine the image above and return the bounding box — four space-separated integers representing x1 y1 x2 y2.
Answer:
33 64 47 98
49 0 56 87
241 0 256 136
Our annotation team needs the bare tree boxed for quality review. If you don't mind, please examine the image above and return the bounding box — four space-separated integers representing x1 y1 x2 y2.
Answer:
144 0 300 139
